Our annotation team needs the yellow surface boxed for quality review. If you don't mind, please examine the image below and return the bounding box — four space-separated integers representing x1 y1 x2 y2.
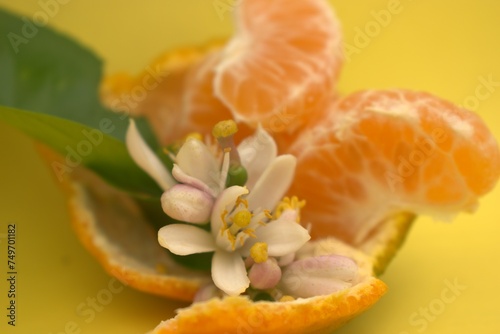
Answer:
0 1 499 333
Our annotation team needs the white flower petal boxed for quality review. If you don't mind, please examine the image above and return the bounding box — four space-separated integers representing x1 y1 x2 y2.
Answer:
241 219 310 257
161 184 214 224
176 138 220 190
280 255 358 298
171 164 217 197
214 228 250 253
157 224 216 255
277 209 299 222
126 120 176 191
215 229 235 252
211 250 249 296
246 154 296 211
278 252 296 267
237 126 277 189
210 186 249 238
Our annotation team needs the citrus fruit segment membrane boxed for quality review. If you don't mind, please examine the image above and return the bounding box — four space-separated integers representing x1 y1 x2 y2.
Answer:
214 0 343 133
287 90 500 245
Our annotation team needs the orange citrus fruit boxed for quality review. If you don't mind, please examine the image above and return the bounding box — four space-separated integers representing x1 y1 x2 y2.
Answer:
213 0 343 134
151 277 386 334
182 51 254 142
36 142 394 334
101 42 257 145
100 42 235 145
287 90 500 244
101 0 343 144
94 1 500 333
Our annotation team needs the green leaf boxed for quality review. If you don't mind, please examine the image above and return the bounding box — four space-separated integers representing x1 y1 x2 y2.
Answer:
0 8 163 197
0 9 216 268
0 8 158 147
0 105 162 197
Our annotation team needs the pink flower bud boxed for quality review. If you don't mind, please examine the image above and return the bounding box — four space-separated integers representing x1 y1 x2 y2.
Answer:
280 255 358 298
249 259 282 290
161 184 213 224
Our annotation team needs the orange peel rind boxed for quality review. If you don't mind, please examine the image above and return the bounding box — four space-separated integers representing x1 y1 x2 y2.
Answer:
152 277 387 334
36 143 404 333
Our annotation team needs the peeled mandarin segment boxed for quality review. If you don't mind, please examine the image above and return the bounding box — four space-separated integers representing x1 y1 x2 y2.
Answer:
287 90 500 246
213 0 342 133
100 41 242 145
183 52 254 142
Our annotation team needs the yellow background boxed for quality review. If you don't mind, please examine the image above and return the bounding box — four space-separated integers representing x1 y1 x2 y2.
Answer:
1 1 499 333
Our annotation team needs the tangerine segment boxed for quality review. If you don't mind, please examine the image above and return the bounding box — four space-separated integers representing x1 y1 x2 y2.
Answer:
183 52 254 143
101 41 254 145
287 90 500 244
101 42 236 145
152 277 387 334
214 0 343 133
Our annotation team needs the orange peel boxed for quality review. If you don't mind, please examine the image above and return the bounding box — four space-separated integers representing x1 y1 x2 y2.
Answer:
36 143 410 333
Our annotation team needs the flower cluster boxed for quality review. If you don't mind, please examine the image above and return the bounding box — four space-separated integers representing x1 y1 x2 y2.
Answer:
126 119 358 300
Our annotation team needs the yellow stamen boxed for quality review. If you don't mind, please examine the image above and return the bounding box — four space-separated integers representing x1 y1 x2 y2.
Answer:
279 295 295 302
232 209 252 228
212 120 238 139
220 209 229 236
226 230 237 250
250 242 268 263
243 228 256 238
212 120 243 168
235 195 249 209
238 235 245 246
273 196 306 222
